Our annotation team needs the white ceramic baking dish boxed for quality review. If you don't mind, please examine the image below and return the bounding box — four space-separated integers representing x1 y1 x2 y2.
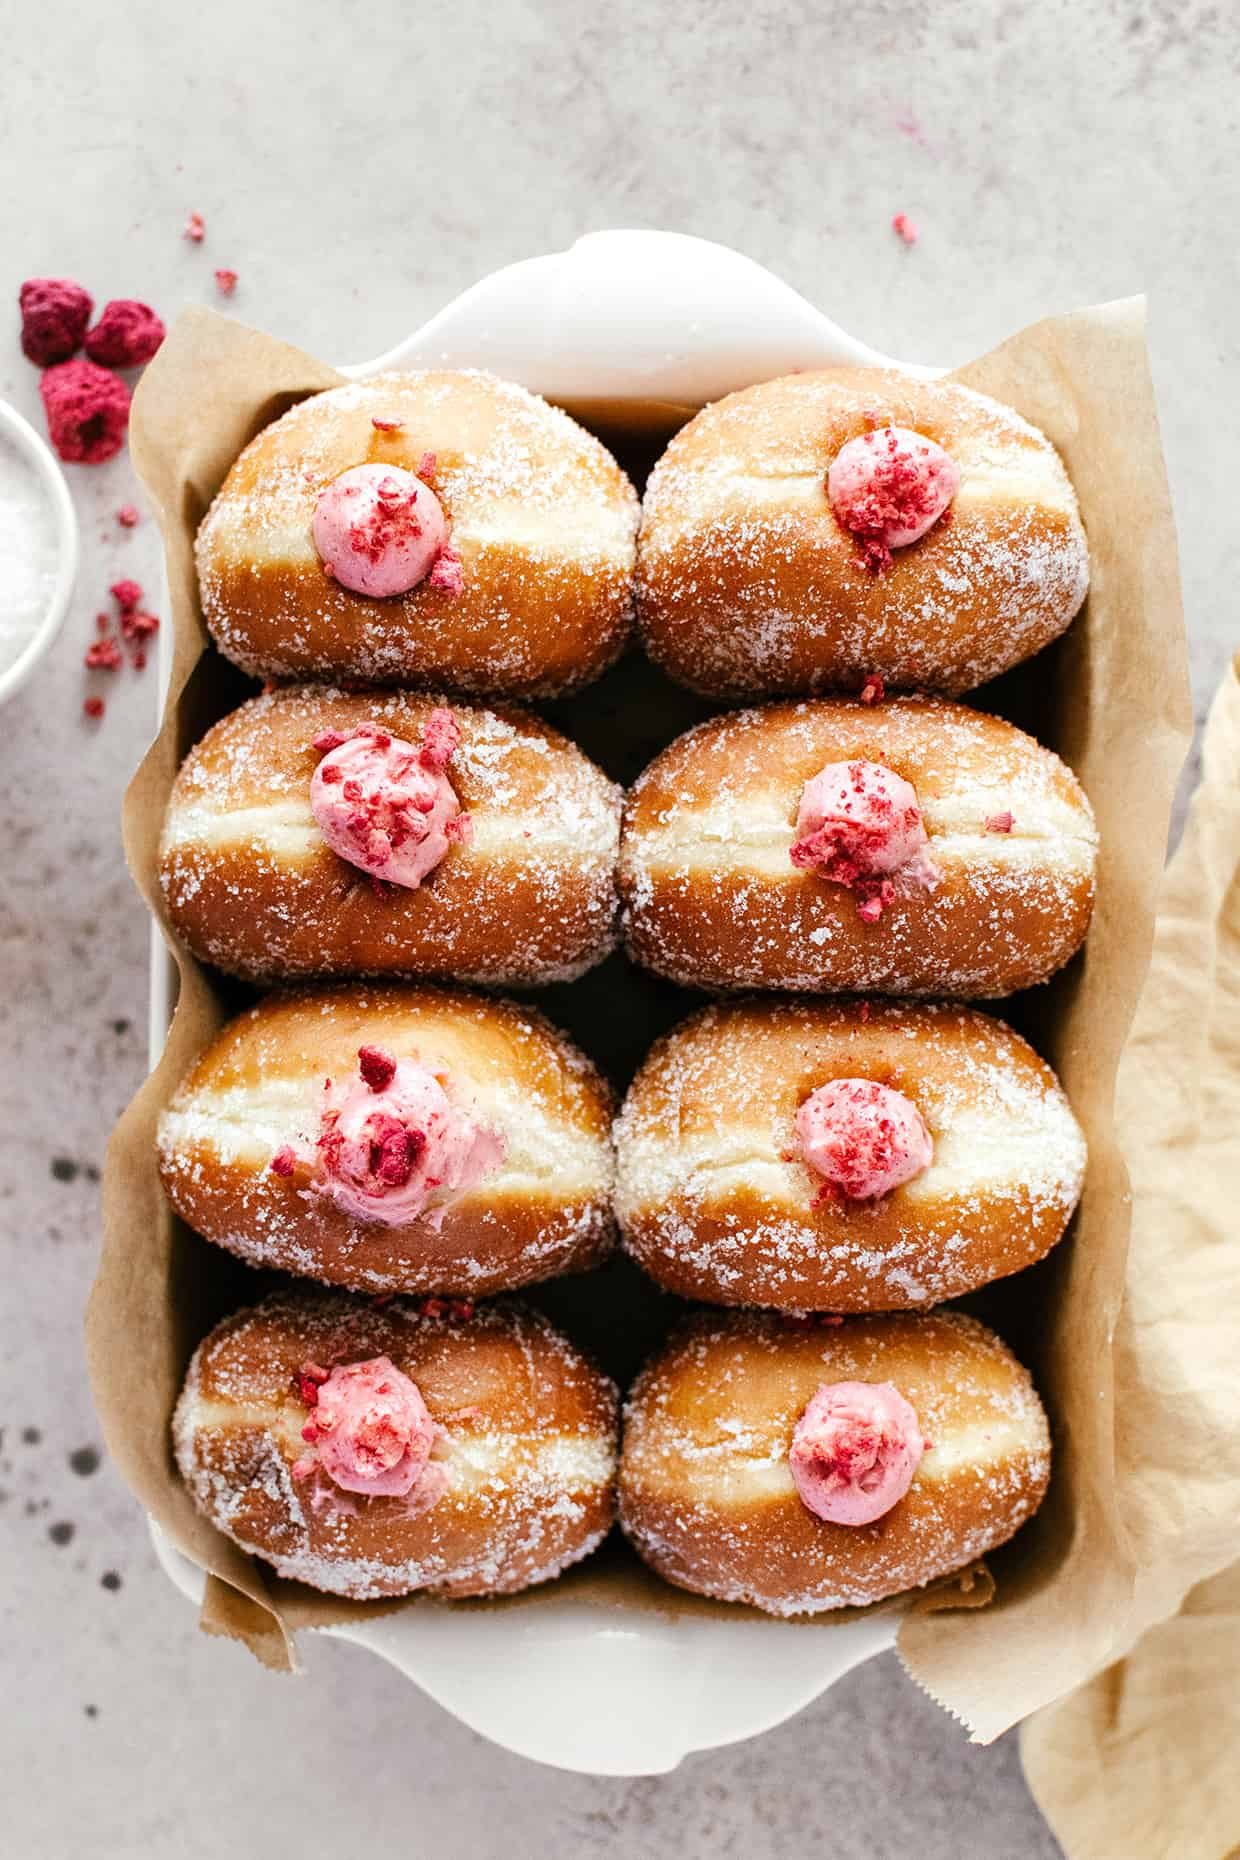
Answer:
149 229 939 1775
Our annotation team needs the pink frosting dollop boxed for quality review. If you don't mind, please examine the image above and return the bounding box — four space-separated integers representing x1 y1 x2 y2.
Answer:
827 425 960 571
790 759 940 920
310 710 471 889
796 1078 933 1201
312 462 450 596
277 1045 505 1227
789 1380 925 1525
301 1357 436 1497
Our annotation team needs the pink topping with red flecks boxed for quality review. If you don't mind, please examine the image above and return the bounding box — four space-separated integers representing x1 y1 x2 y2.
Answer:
789 1380 926 1526
310 709 470 890
270 1045 504 1229
312 462 460 597
790 760 940 921
294 1356 436 1497
795 1078 933 1203
827 425 959 573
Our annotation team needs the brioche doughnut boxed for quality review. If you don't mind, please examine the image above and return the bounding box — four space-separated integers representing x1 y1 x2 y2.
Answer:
618 1309 1050 1616
614 997 1086 1311
174 1290 618 1599
619 696 1097 997
159 686 621 987
196 370 639 698
157 985 615 1297
636 368 1088 699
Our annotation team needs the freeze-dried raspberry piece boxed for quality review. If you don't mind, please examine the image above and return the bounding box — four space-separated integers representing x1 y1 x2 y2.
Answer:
84 301 165 368
40 360 130 465
19 278 93 365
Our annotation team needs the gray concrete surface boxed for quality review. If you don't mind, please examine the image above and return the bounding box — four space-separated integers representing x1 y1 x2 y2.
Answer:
3 1 1235 1853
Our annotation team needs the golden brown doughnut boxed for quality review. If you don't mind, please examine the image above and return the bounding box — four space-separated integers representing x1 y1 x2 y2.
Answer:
637 368 1088 699
174 1290 618 1600
618 1309 1050 1616
157 985 615 1298
196 370 639 697
158 686 621 987
614 997 1086 1311
619 696 1097 997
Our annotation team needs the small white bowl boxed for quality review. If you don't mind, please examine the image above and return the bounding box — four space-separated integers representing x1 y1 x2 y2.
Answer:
0 396 79 707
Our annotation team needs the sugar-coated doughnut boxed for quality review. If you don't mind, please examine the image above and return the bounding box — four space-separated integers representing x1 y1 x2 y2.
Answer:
614 997 1086 1311
159 687 621 987
157 985 615 1297
174 1290 618 1599
196 370 639 698
637 368 1088 699
618 1309 1050 1616
619 696 1097 997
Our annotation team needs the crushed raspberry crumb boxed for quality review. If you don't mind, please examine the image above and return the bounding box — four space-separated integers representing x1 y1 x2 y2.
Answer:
357 1045 397 1093
213 269 238 297
418 706 461 771
372 416 404 433
269 1144 298 1177
83 696 105 719
859 1000 871 1022
892 212 918 245
294 1363 329 1406
84 301 165 368
859 674 886 705
19 277 93 365
312 728 349 754
857 881 896 923
986 810 1014 834
40 359 130 465
119 609 159 645
428 544 463 596
110 578 143 611
184 211 205 243
116 504 140 527
416 451 437 482
85 638 122 670
95 612 110 633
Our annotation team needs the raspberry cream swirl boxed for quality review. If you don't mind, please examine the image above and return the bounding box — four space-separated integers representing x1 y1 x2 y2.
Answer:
795 1078 933 1202
310 708 471 889
312 461 461 597
271 1044 504 1228
827 425 960 573
790 759 940 921
789 1380 925 1525
294 1356 437 1497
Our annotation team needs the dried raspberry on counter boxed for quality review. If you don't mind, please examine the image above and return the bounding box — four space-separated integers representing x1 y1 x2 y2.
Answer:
40 359 130 464
84 300 165 368
19 277 93 365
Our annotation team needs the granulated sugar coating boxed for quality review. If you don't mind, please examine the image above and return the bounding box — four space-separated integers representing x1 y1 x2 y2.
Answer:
619 696 1098 998
156 983 617 1300
618 1308 1050 1616
159 685 622 987
196 370 639 698
174 1290 618 1600
636 368 1088 699
614 996 1086 1311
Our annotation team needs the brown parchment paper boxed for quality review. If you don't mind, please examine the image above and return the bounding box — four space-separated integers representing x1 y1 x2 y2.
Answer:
91 297 1203 1737
1021 653 1240 1860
